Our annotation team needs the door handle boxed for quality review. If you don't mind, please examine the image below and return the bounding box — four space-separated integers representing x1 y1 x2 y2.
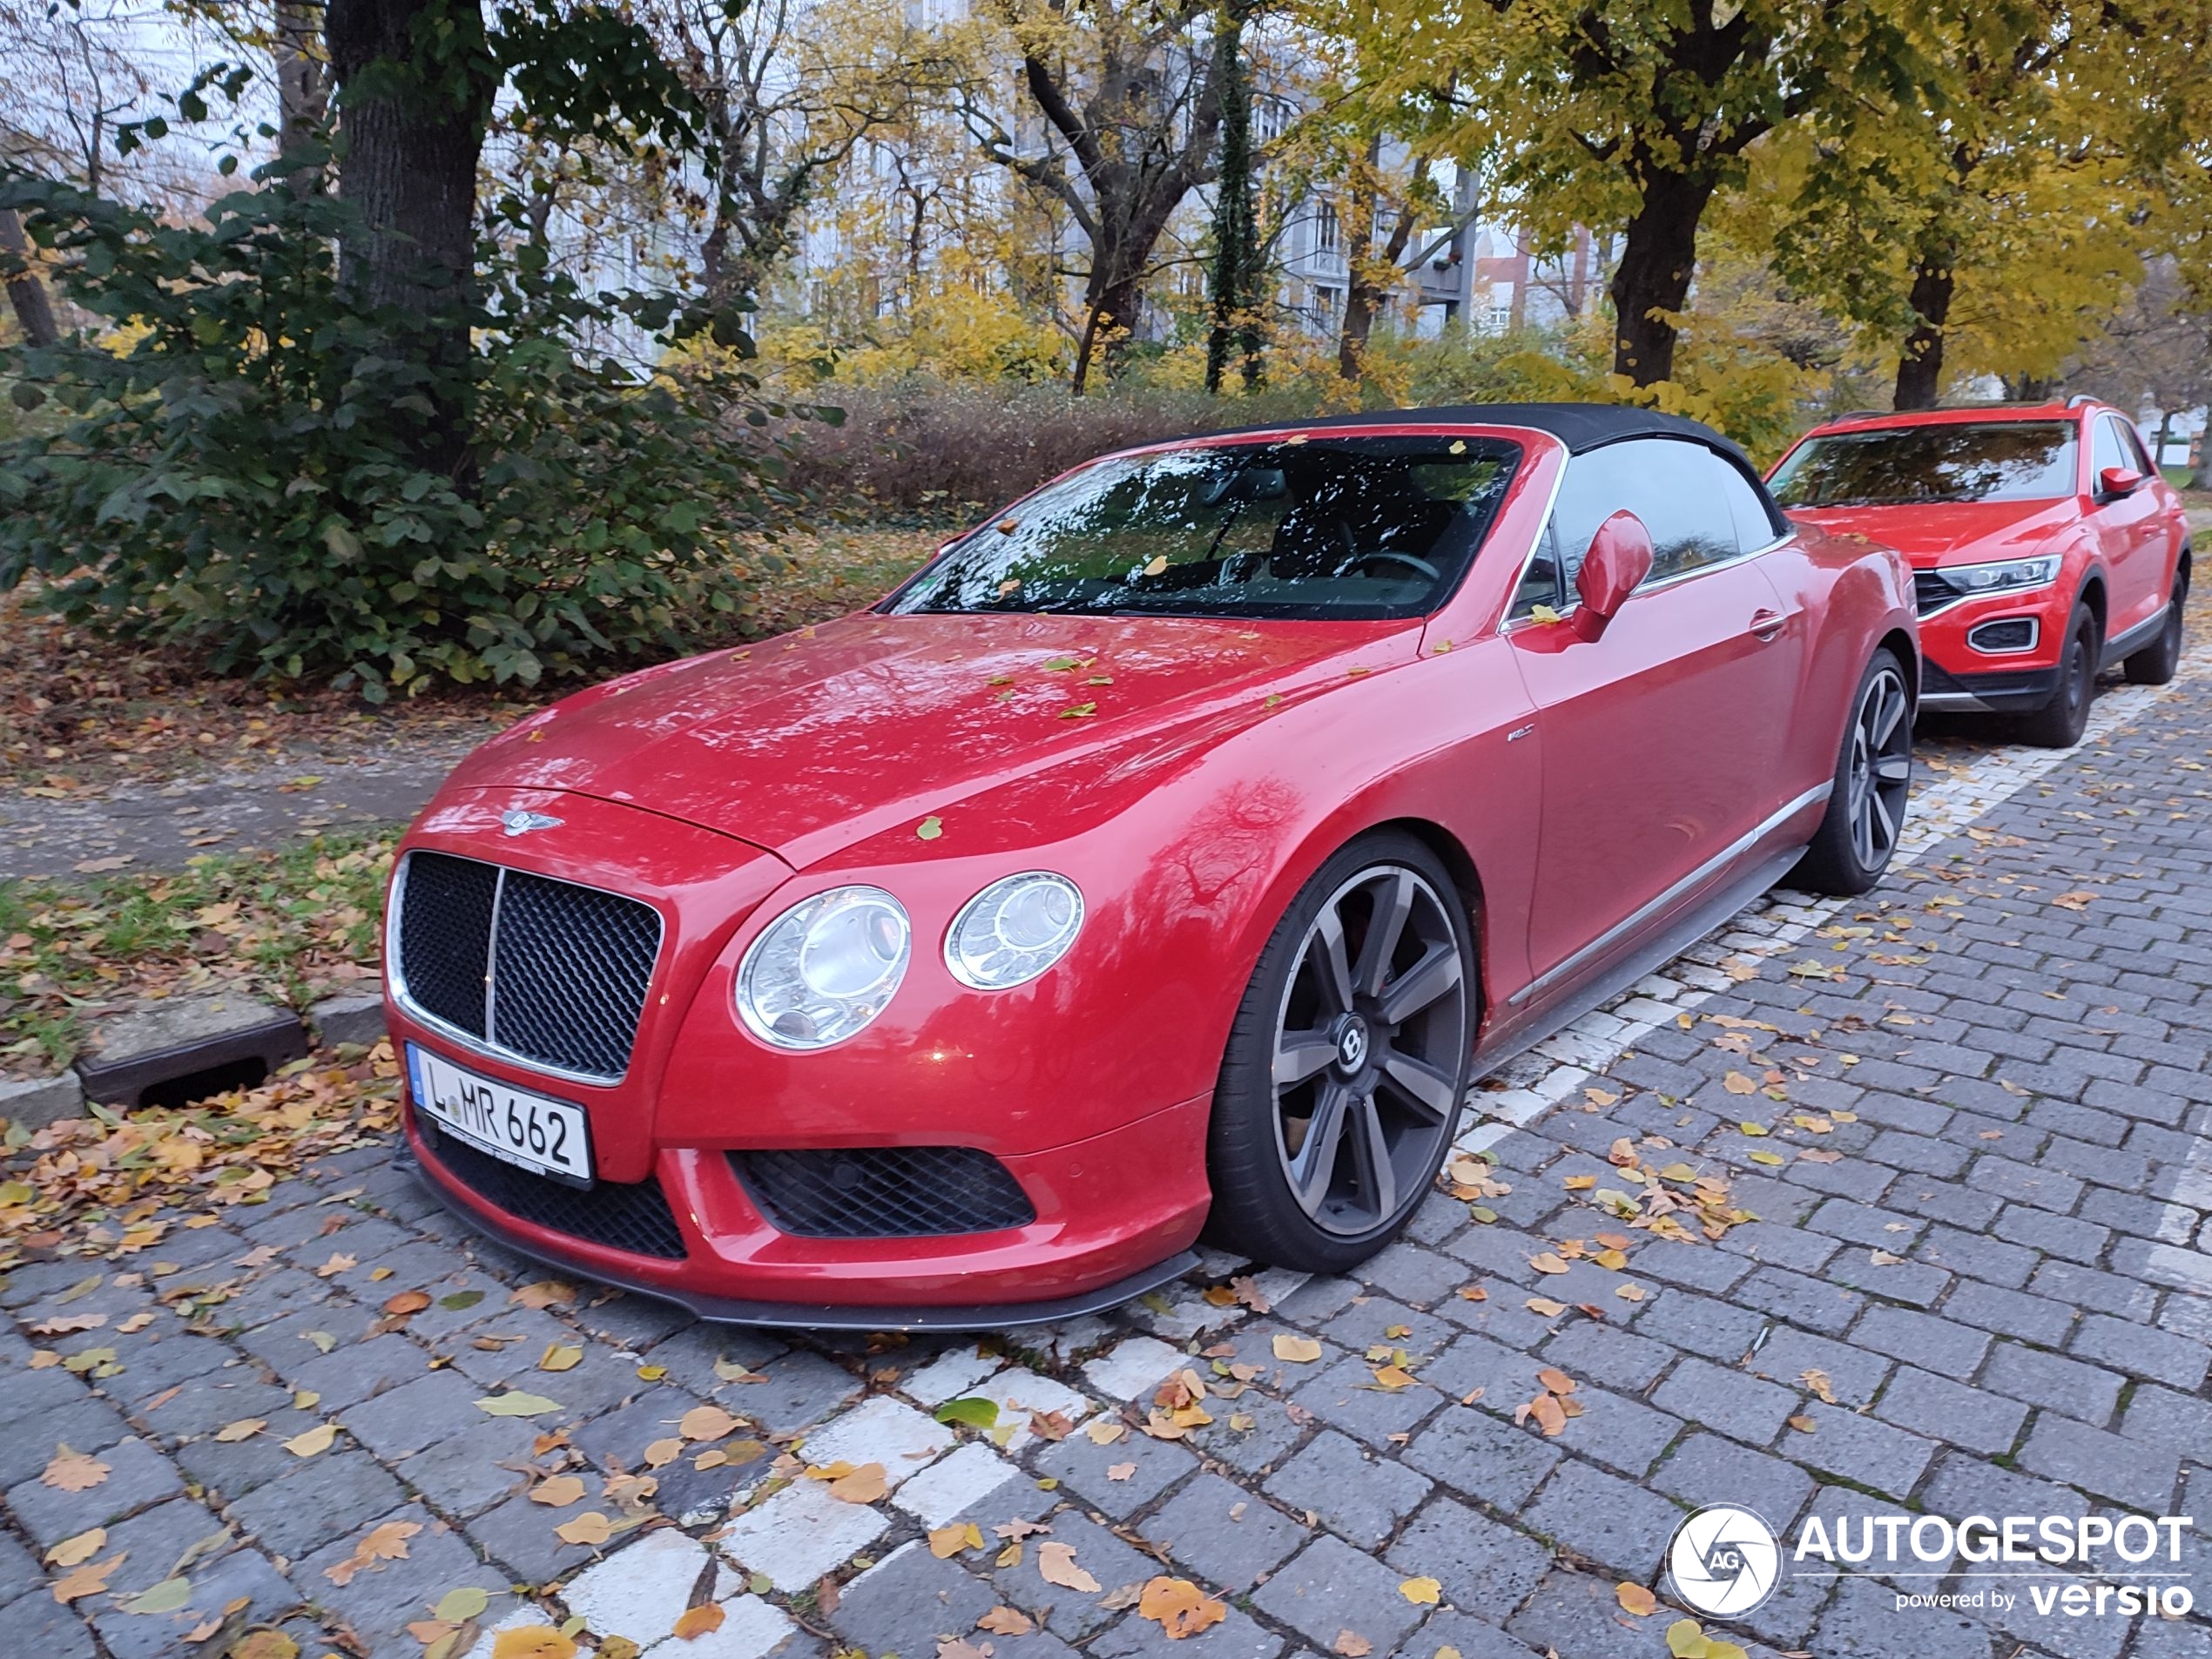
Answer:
1749 609 1791 642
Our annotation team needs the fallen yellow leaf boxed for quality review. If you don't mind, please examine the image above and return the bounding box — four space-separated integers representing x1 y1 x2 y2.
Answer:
555 1512 615 1547
1136 1575 1227 1637
671 1604 725 1641
1037 1540 1101 1592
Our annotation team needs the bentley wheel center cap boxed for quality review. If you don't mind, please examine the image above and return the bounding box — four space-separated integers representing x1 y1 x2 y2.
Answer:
1335 1015 1371 1074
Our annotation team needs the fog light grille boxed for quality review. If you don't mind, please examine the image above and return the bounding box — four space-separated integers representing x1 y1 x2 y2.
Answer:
1967 617 2037 653
733 1147 1036 1238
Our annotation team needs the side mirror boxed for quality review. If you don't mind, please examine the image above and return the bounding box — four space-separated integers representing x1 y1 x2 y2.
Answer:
2098 466 2143 499
1572 510 1656 640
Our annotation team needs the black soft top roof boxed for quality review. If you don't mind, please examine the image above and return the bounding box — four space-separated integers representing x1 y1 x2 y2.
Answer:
1197 401 1753 466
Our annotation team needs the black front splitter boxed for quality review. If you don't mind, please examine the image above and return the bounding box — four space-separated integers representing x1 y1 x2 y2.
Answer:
404 1152 1199 1332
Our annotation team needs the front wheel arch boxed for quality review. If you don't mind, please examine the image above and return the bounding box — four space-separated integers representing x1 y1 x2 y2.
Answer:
1200 827 1480 1272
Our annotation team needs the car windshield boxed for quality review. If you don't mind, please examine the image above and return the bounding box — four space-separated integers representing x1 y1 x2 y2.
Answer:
1769 421 2078 508
886 435 1520 620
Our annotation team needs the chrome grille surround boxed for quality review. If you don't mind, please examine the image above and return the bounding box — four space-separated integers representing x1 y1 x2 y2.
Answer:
388 849 665 1085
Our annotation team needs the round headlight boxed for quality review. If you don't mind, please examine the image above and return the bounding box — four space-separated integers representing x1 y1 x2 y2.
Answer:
946 873 1084 990
736 886 911 1049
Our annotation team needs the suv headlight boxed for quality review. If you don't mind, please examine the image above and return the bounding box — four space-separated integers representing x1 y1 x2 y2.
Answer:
1931 554 2061 598
946 873 1084 989
736 886 911 1049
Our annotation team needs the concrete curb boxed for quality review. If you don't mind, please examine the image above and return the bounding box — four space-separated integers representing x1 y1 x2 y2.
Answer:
0 1069 85 1130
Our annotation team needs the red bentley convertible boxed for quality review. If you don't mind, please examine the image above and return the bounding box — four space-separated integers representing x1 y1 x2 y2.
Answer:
383 405 1919 1327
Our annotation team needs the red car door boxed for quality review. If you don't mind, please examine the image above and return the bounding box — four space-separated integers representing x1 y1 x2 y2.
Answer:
1506 438 1809 995
2088 414 2166 638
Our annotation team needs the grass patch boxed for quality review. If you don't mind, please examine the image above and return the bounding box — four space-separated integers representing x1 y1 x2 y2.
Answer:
0 829 395 1075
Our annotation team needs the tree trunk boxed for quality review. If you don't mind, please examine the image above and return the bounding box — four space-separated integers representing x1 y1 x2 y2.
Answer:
1893 255 1953 410
0 207 59 347
274 0 329 188
1607 172 1711 386
1073 268 1141 397
1339 179 1413 381
325 0 493 475
1204 2 1254 395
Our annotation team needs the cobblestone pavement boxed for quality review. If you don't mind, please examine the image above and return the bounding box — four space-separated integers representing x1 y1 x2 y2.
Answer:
4 637 2210 1659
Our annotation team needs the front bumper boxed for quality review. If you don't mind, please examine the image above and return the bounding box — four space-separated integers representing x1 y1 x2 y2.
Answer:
400 1075 1215 1330
1915 658 2063 714
1915 583 2068 712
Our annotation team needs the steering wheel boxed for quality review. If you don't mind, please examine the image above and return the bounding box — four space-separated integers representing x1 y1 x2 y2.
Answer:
1351 550 1440 581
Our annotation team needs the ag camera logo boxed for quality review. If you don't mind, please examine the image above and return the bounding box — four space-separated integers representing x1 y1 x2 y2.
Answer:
1669 1504 1782 1617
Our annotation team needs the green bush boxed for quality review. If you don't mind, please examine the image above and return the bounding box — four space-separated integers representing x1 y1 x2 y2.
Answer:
0 165 820 698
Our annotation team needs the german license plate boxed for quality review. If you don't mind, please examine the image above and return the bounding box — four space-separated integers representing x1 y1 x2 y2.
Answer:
408 1043 592 1184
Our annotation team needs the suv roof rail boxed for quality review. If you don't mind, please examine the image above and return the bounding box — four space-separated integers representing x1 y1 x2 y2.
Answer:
1826 398 2086 423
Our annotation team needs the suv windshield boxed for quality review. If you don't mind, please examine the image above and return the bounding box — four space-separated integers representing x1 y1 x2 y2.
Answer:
1769 421 2078 507
887 435 1520 620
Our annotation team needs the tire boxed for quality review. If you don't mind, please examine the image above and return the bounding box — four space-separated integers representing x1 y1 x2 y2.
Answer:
1203 831 1475 1273
2017 604 2099 748
1790 647 1913 897
2123 562 2188 685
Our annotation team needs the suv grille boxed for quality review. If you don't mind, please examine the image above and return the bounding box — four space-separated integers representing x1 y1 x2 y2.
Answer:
424 1125 687 1259
395 851 662 1080
1914 570 1958 615
734 1148 1036 1238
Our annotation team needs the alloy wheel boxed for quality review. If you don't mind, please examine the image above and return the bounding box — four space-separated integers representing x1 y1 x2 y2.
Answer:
1846 664 1912 873
1269 864 1469 1236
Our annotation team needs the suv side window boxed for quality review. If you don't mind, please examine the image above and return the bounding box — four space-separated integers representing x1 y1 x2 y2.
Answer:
2091 416 2130 483
2115 420 2154 473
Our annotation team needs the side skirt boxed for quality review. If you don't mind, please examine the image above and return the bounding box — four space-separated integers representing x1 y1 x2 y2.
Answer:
1469 843 1805 1084
2100 602 2171 670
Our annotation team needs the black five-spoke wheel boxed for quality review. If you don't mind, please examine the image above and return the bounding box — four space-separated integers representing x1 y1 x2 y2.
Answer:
1206 833 1475 1270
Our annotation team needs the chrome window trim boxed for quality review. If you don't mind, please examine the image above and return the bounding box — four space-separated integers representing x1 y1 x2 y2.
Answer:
1494 448 1573 634
1501 516 1796 634
1966 617 2042 656
1507 781 1834 1008
387 849 666 1089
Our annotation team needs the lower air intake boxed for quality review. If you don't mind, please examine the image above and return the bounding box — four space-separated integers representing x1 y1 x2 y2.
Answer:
424 1126 687 1259
733 1146 1036 1238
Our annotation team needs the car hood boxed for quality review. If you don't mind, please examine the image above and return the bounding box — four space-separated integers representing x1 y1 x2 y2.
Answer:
449 610 1410 866
1784 498 2078 565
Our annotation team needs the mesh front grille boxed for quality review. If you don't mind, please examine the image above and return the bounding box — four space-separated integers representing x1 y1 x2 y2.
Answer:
424 1124 686 1258
1914 570 1956 615
735 1147 1036 1238
398 853 497 1037
492 872 662 1078
395 851 662 1080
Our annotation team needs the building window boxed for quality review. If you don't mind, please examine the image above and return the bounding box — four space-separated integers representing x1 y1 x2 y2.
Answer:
1313 284 1341 322
1316 204 1340 254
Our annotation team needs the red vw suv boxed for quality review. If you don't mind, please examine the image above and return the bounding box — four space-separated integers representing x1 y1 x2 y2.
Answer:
1770 400 2190 745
